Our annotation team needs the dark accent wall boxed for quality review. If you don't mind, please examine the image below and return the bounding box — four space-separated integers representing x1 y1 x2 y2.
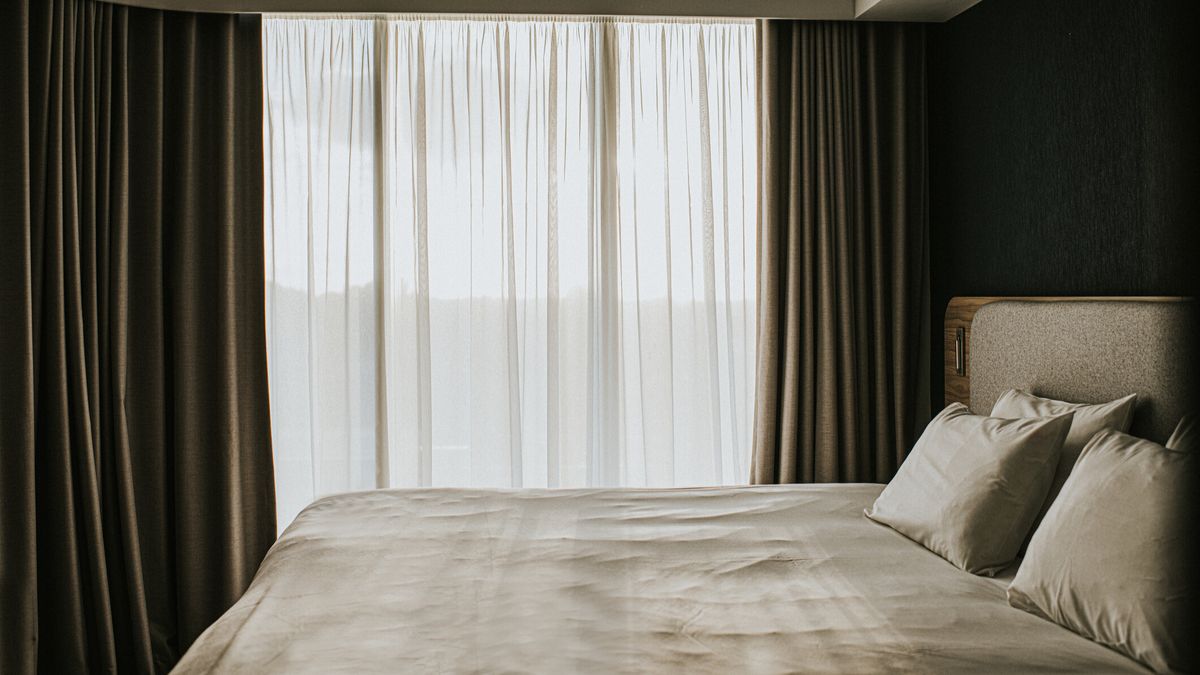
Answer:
928 0 1200 409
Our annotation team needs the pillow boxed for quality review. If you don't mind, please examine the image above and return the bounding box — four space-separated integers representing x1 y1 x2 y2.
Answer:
990 389 1137 534
1007 430 1198 673
1166 414 1196 451
865 403 1072 575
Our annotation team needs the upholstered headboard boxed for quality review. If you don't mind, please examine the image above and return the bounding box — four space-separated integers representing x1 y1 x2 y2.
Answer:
944 297 1195 444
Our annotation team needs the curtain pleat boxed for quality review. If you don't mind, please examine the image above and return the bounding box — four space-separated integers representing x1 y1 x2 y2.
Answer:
751 20 929 485
0 2 275 672
263 17 758 531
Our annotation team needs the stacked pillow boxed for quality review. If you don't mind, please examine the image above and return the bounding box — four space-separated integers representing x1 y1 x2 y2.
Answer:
1007 428 1197 673
989 390 1137 545
867 391 1197 673
1166 413 1196 450
864 402 1071 575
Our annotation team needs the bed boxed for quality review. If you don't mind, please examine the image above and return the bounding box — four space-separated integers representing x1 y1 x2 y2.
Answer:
173 297 1194 674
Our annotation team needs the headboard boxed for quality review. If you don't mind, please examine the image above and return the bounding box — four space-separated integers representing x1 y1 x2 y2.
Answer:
944 296 1195 444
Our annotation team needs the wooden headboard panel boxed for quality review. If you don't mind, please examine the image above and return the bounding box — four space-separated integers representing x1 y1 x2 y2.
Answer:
944 296 1193 441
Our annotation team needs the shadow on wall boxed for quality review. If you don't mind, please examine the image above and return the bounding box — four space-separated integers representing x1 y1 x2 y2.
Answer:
926 0 1200 411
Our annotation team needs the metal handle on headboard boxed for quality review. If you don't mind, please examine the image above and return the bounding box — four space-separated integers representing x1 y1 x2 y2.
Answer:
954 327 965 376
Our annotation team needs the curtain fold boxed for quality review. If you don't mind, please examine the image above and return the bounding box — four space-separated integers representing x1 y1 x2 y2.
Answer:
0 2 274 672
264 17 757 531
751 20 929 485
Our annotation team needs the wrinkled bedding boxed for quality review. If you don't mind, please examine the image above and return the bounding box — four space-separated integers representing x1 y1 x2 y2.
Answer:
173 484 1144 673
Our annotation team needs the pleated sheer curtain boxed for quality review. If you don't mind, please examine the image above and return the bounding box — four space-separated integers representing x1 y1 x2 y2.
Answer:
264 16 757 529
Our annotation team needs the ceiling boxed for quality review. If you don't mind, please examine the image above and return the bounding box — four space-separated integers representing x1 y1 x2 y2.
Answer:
103 0 982 22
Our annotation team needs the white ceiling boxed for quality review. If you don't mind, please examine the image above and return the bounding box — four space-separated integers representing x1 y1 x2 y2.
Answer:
103 0 983 22
856 0 982 22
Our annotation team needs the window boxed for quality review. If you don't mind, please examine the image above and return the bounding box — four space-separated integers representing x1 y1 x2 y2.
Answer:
264 16 757 530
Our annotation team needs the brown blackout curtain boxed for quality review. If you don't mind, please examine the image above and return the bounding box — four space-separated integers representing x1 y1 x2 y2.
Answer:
751 20 929 485
0 1 275 673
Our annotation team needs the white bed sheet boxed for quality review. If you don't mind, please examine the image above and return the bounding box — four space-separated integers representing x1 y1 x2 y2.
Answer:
173 484 1145 674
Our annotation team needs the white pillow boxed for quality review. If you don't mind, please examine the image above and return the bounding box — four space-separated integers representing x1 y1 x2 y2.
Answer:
1007 429 1198 672
865 403 1072 575
990 389 1136 535
1166 414 1196 451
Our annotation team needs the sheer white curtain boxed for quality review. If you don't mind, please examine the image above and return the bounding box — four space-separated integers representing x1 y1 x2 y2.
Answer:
264 15 757 530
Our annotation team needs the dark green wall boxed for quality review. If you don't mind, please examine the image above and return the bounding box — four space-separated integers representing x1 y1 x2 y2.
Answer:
928 0 1200 409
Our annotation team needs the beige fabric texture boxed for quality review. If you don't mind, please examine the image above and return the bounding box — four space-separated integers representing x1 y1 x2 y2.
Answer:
1008 430 1198 673
172 484 1145 673
866 403 1072 575
990 389 1137 538
968 300 1195 445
